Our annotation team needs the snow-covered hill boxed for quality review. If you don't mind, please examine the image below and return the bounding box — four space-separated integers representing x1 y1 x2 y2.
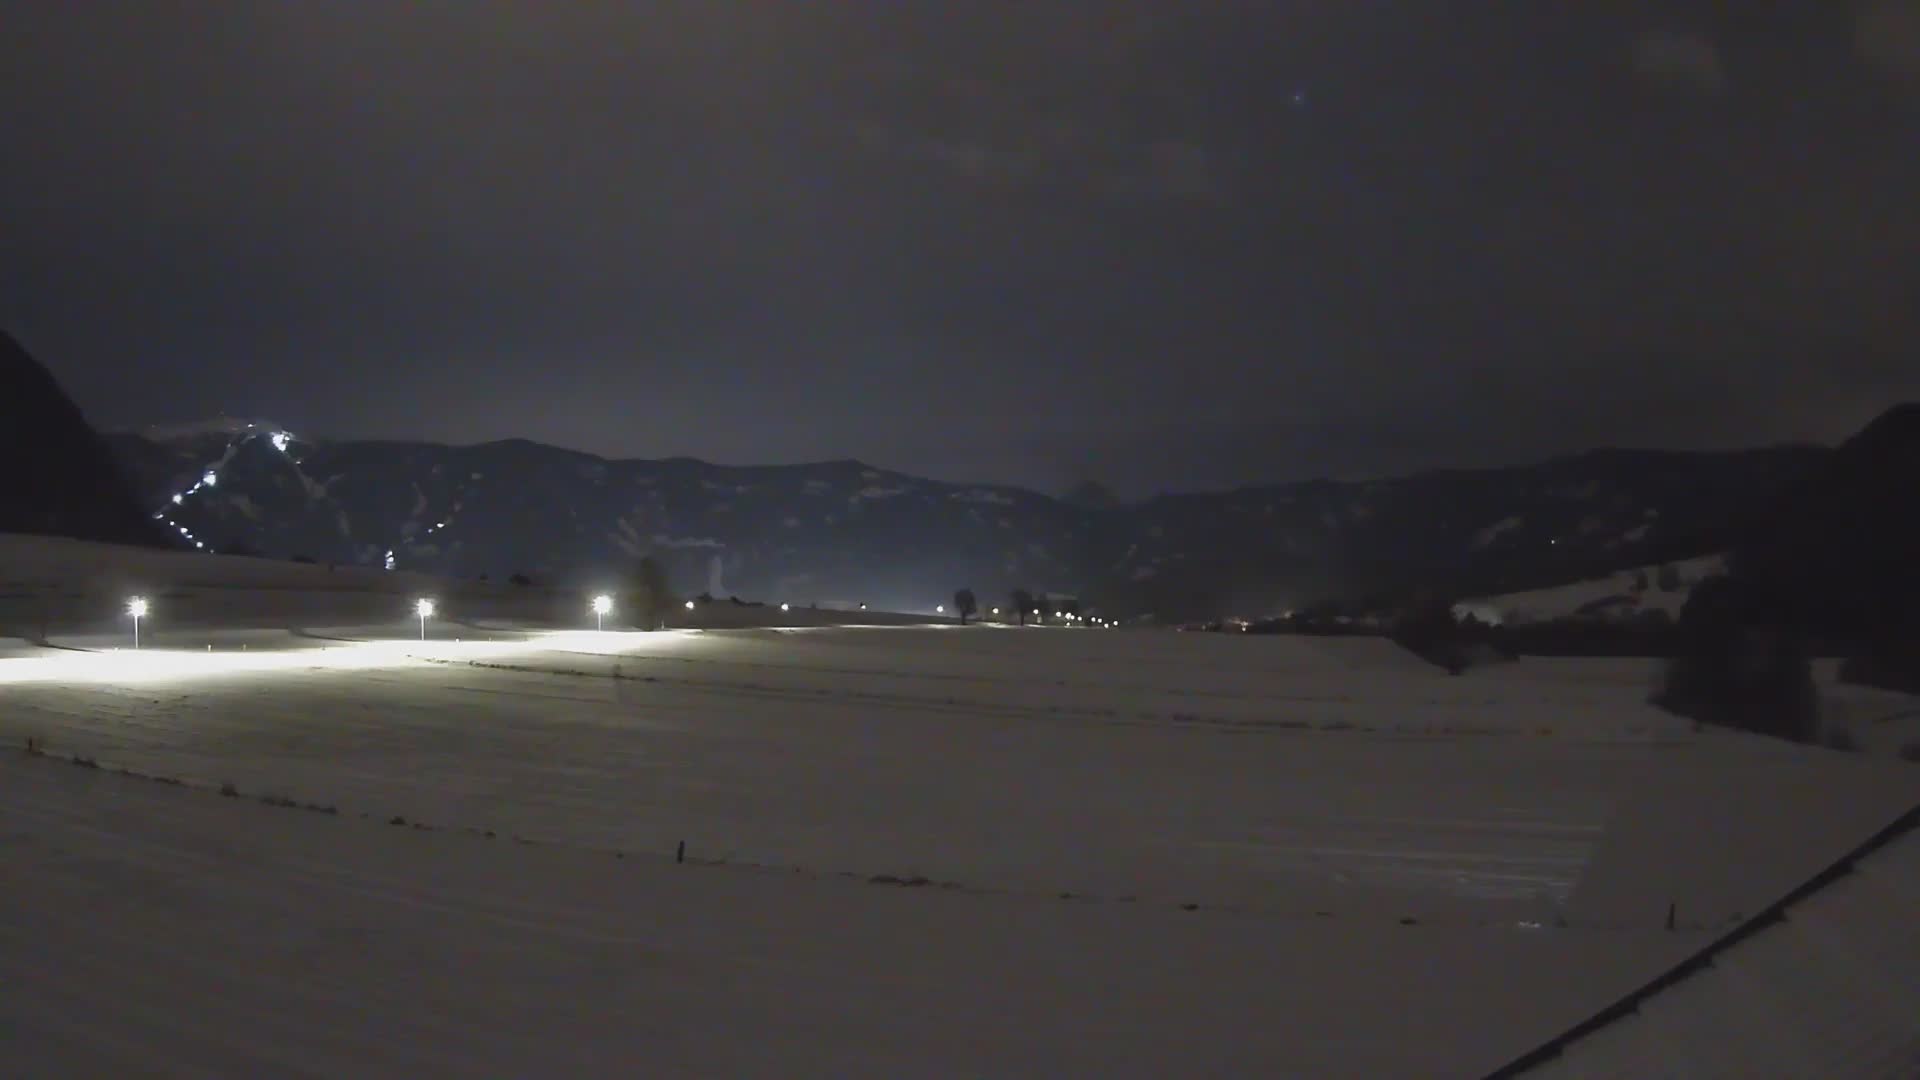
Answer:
1455 555 1727 626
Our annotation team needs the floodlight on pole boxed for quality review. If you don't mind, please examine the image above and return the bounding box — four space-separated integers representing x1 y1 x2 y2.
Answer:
415 598 435 640
684 599 695 611
780 602 790 612
127 597 148 649
936 604 944 614
591 594 612 631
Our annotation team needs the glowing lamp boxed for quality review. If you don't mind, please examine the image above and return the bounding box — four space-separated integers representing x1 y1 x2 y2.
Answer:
127 596 148 649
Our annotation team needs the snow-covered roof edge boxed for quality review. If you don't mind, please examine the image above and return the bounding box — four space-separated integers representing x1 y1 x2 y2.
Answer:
1487 799 1920 1077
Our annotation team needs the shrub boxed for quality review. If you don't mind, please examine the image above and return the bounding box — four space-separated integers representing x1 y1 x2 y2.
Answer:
1652 576 1820 744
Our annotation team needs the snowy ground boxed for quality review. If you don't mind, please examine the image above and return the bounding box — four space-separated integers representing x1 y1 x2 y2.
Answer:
3 537 1917 1076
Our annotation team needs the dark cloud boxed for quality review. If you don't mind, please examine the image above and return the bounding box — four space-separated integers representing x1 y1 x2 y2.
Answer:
1 2 1915 498
1632 30 1731 95
1857 0 1920 88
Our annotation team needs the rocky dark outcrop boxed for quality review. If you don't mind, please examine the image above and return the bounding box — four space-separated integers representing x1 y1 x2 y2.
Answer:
0 330 166 547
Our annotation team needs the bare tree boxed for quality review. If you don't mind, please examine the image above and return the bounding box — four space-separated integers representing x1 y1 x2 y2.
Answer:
1010 588 1034 626
634 556 673 630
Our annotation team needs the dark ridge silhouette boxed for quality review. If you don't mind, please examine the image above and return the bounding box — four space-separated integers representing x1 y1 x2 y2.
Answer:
1733 402 1920 641
0 330 168 547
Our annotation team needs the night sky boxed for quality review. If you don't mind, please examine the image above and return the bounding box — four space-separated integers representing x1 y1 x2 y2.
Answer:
4 3 1917 497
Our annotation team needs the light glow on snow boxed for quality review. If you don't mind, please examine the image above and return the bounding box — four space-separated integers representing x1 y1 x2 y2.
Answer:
0 629 721 687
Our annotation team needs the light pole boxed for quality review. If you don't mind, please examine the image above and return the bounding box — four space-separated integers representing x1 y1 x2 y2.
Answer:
415 598 435 640
592 594 612 632
127 596 148 650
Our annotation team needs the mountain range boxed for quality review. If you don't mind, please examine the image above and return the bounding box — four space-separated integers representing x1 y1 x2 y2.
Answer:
102 419 1825 620
14 327 1911 624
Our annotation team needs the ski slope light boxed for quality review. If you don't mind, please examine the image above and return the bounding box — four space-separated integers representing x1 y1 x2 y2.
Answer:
202 470 218 487
936 605 945 614
780 603 790 612
270 431 290 452
415 598 435 640
591 594 613 631
685 599 696 610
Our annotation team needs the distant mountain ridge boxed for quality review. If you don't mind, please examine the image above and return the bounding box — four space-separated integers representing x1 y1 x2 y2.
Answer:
103 420 1843 620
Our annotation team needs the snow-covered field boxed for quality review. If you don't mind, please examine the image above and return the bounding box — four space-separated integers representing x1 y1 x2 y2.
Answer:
3 536 1917 1076
1455 554 1725 626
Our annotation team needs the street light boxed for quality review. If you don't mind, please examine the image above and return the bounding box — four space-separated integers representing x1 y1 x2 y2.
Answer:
936 604 945 614
127 596 148 649
415 598 435 640
780 602 790 612
591 594 612 631
684 599 696 611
